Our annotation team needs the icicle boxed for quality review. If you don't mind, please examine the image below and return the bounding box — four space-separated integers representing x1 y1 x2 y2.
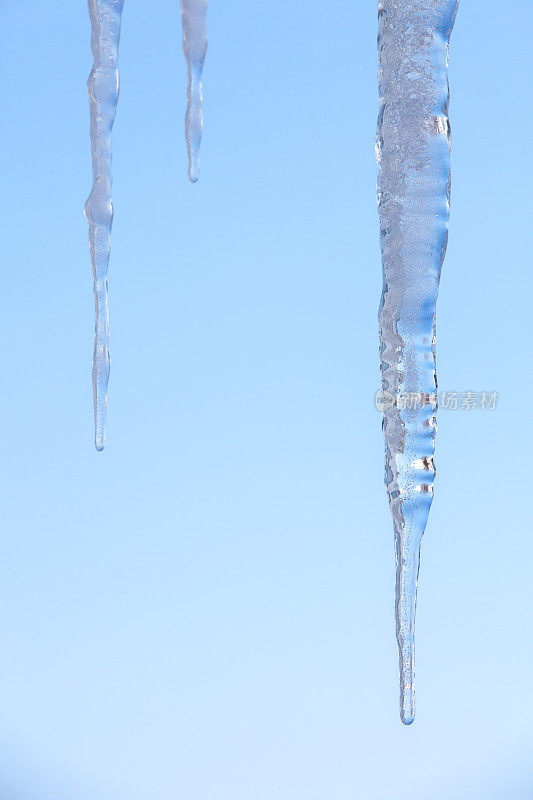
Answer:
85 0 125 451
376 0 458 724
179 0 208 182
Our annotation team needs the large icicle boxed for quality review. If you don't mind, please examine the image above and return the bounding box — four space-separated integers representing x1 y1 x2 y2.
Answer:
179 0 208 182
85 0 125 451
376 0 458 724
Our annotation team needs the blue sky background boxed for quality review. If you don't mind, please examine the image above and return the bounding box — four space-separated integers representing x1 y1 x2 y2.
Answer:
0 1 532 798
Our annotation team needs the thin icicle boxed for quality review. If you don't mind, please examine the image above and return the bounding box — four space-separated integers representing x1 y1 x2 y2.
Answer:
179 0 208 182
85 0 125 451
376 0 458 723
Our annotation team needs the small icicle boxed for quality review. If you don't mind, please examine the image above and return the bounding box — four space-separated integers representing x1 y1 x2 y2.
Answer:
376 0 458 723
85 0 125 451
179 0 208 182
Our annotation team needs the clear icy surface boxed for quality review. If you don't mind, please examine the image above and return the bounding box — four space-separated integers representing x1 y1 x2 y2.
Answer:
85 0 124 451
376 0 458 724
180 0 208 182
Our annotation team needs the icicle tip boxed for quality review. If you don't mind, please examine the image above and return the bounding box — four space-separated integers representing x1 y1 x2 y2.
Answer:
94 430 106 452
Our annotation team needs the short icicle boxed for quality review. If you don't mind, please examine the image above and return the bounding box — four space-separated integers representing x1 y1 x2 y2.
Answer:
376 0 458 723
85 0 125 451
179 0 208 182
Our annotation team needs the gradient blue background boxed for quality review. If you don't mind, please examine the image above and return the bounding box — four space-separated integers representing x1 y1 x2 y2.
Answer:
0 1 531 797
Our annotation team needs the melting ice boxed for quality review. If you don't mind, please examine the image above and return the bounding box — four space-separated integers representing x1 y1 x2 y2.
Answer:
376 0 458 723
180 0 208 182
85 0 208 450
85 0 124 451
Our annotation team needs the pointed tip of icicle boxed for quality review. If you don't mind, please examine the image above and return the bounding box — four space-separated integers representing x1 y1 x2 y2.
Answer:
94 420 106 451
94 415 107 451
400 687 415 725
188 166 199 183
93 369 109 453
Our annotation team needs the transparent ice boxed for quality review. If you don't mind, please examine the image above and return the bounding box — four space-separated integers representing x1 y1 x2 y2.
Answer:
85 1 208 448
85 0 124 451
376 0 458 723
180 0 208 182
